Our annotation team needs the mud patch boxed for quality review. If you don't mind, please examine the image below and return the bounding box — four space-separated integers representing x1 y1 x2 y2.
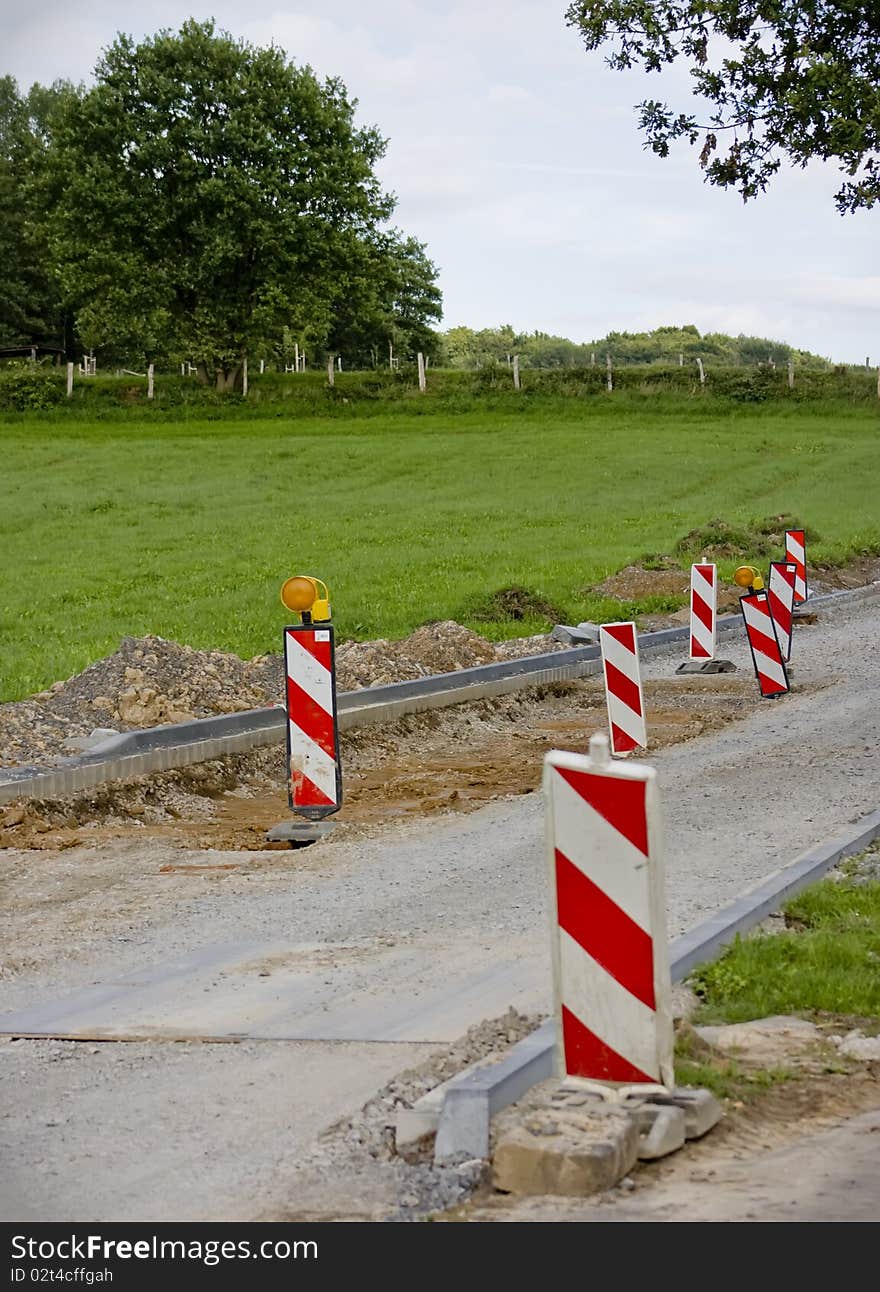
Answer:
0 675 791 854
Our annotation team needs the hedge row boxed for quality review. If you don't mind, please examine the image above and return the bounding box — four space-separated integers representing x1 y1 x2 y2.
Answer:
1 361 878 415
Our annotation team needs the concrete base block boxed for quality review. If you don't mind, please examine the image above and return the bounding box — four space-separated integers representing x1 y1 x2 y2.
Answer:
552 623 600 645
492 1105 639 1197
265 820 336 846
643 1087 722 1140
634 1103 687 1160
675 659 736 674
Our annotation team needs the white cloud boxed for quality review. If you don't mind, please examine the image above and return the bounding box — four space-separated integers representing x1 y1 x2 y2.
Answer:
0 0 876 360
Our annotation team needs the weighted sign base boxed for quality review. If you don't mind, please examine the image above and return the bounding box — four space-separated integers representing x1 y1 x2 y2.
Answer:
675 659 736 675
265 819 337 848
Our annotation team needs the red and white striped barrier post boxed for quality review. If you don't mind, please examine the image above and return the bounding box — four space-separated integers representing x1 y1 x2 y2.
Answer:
543 734 673 1090
740 589 790 698
785 528 808 604
768 561 797 662
280 575 342 820
599 621 647 756
689 562 717 660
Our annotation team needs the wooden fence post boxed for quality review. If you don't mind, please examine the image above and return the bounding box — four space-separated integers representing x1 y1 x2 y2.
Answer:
242 358 248 397
294 342 299 372
788 360 795 388
417 352 426 392
606 353 613 392
679 352 684 367
327 355 335 386
66 362 74 398
513 354 520 390
147 363 154 400
696 357 705 387
260 359 265 374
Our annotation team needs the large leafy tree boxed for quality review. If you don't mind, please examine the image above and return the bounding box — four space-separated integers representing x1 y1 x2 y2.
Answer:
565 2 880 212
0 77 76 349
41 19 398 387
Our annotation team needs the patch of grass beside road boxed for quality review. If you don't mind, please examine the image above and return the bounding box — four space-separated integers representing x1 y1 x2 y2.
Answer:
2 398 879 700
688 857 880 1025
674 851 880 1097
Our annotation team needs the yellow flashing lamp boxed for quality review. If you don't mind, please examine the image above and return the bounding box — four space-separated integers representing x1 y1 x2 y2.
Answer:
280 574 331 621
733 565 764 592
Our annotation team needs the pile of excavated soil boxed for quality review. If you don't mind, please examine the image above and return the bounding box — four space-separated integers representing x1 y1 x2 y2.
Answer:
0 636 281 770
0 623 567 772
592 562 741 613
336 621 498 689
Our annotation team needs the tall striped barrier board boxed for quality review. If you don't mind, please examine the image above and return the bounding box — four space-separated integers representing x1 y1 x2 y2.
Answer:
739 591 790 698
768 561 797 662
599 621 647 756
283 623 342 818
785 529 808 604
543 738 674 1089
689 562 717 660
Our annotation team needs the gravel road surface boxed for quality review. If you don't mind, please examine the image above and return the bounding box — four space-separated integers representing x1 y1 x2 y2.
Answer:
2 586 879 1219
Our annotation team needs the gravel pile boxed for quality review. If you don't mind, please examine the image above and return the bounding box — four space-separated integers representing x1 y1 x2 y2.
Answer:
0 636 281 769
0 622 567 771
289 1006 542 1220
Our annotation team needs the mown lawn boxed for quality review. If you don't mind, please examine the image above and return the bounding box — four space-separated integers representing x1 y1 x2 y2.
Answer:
2 398 879 700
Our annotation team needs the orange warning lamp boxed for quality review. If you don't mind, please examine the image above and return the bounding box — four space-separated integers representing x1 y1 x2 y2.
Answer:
734 565 764 592
280 574 331 622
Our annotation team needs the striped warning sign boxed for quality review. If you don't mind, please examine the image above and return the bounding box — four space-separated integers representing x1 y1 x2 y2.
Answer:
739 590 790 698
599 622 647 756
785 529 808 603
543 742 673 1088
283 624 342 818
689 562 717 660
768 561 797 662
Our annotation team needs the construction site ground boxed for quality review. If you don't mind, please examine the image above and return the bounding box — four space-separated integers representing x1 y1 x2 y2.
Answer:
1 585 879 1221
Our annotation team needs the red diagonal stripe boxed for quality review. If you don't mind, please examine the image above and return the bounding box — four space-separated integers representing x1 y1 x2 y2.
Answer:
561 1004 654 1083
611 721 640 754
757 669 788 697
286 628 333 673
604 659 643 716
768 591 791 629
286 675 336 759
694 564 714 581
602 623 636 650
748 625 784 661
691 590 714 632
290 765 336 809
556 849 655 1008
690 637 710 657
555 766 648 855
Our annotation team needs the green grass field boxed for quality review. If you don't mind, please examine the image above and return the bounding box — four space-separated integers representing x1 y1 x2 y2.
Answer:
2 397 879 701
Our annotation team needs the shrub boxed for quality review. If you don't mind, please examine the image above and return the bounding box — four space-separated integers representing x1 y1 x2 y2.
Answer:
0 364 65 412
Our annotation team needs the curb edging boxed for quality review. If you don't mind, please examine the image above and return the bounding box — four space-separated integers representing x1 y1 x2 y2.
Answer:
430 804 880 1163
4 581 878 806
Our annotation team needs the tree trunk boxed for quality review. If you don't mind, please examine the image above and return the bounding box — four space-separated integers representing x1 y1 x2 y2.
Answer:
195 363 210 386
215 365 242 393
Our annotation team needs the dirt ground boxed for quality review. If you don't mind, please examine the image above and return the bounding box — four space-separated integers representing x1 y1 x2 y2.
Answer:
0 673 793 857
455 1026 880 1223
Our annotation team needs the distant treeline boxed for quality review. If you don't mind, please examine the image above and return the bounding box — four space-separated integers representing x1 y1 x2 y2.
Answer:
436 323 833 370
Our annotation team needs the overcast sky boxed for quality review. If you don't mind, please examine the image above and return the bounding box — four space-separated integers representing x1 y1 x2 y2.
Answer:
2 1 876 362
